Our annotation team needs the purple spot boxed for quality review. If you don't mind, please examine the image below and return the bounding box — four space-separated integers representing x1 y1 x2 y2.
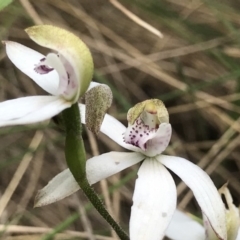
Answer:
67 72 70 84
34 65 54 74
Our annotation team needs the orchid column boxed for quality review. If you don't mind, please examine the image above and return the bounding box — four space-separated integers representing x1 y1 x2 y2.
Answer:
3 25 128 240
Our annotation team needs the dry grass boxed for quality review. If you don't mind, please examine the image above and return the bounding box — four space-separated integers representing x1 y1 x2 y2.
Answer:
0 0 240 239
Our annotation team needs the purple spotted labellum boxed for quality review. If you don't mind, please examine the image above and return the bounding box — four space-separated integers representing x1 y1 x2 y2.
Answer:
124 99 170 156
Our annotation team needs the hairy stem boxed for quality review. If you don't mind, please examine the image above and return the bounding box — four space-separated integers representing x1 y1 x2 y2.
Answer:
62 103 129 240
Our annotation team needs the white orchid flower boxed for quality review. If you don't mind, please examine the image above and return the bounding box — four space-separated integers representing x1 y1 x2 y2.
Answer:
1 25 93 127
166 185 240 240
36 99 227 240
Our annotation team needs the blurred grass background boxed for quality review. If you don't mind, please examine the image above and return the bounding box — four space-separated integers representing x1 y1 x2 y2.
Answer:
0 0 240 239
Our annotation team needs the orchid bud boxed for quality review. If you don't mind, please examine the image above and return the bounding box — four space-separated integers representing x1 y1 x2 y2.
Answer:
85 84 113 134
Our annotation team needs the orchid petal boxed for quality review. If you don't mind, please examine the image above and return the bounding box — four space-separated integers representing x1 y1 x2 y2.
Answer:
35 168 78 207
165 209 205 240
35 151 144 207
79 104 142 152
87 82 111 92
203 213 222 240
237 229 240 240
43 53 68 96
145 123 172 157
26 25 94 100
158 155 227 240
0 96 70 127
130 159 176 240
87 81 101 91
4 41 59 95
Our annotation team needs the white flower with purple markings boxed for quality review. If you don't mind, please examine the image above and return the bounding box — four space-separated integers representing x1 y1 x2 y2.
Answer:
36 99 227 240
0 25 93 127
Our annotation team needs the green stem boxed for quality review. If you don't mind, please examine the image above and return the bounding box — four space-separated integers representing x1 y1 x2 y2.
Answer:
62 103 129 240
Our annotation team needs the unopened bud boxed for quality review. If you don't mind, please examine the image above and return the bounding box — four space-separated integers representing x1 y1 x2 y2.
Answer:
85 84 113 134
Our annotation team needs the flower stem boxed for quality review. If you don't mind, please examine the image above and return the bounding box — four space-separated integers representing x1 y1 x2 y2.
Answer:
62 103 129 240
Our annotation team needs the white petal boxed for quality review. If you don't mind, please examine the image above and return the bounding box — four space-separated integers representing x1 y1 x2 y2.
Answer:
87 81 101 91
35 168 78 207
44 53 68 95
237 229 240 240
87 151 144 184
86 81 112 91
79 104 142 152
35 151 144 207
158 155 227 240
4 41 59 95
165 209 205 240
0 96 71 127
203 214 221 240
145 123 172 157
130 159 177 240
